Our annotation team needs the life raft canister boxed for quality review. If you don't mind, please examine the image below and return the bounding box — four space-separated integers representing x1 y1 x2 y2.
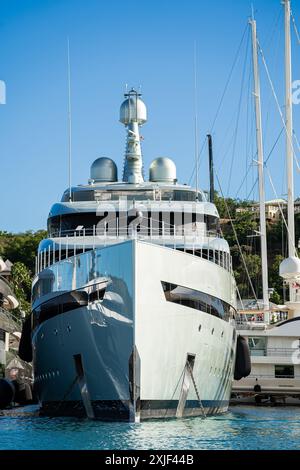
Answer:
234 335 251 380
18 314 33 362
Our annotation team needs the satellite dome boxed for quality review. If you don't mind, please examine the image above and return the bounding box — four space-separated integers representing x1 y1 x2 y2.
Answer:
279 256 300 279
90 157 118 183
120 92 147 125
149 157 177 183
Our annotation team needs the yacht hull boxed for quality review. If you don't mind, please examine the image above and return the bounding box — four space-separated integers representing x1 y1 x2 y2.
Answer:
32 240 236 421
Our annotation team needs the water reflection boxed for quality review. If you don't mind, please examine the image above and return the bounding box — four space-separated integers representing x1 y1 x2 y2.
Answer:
0 406 300 450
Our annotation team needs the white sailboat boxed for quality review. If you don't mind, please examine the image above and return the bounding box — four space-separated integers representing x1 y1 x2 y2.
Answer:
233 0 300 404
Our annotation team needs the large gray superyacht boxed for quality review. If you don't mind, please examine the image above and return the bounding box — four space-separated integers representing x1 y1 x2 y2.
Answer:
20 89 249 421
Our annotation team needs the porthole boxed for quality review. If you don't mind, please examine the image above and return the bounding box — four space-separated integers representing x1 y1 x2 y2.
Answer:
211 328 214 335
198 324 202 332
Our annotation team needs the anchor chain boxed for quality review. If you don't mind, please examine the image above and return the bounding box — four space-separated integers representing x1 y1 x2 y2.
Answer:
186 361 206 418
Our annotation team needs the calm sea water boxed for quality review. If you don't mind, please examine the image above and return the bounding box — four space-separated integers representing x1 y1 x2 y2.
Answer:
0 405 299 450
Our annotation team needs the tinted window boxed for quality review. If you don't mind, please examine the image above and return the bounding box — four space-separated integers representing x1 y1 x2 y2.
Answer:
275 365 294 378
162 281 235 322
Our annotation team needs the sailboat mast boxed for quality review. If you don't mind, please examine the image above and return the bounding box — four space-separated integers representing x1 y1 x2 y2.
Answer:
279 0 300 317
284 0 295 261
250 17 269 316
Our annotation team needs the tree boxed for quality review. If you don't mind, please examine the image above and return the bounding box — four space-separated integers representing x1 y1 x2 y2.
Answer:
270 290 281 305
0 230 46 317
234 253 261 299
214 193 253 220
269 255 285 304
10 262 32 317
0 230 46 274
214 194 239 219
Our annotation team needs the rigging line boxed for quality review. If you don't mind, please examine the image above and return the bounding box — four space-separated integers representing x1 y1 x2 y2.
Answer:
217 48 252 175
291 10 300 44
234 158 256 200
236 284 244 310
264 6 283 50
262 11 282 157
216 121 237 172
194 40 199 194
245 45 253 199
188 137 206 186
188 22 249 186
210 22 249 134
254 6 282 153
227 26 251 196
257 40 300 172
249 64 255 202
215 172 258 303
67 37 73 203
265 165 299 258
237 127 284 201
293 131 300 156
265 126 285 163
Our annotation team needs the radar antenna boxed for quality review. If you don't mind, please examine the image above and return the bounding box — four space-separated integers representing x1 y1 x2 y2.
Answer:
119 88 147 184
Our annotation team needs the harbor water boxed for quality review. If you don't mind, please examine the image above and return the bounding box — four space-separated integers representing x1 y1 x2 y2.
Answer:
0 405 300 450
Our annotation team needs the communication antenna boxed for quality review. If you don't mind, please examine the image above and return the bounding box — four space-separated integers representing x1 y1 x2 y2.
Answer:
207 134 215 203
67 37 72 202
193 40 199 197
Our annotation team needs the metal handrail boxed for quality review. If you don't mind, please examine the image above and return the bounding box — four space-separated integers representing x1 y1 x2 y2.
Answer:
48 227 222 240
35 220 232 276
36 239 232 277
244 373 300 379
0 307 22 332
250 347 300 357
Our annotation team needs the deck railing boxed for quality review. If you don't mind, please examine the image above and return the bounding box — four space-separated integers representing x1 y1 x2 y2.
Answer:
0 307 22 332
35 224 232 276
48 225 221 240
250 347 300 358
239 373 300 380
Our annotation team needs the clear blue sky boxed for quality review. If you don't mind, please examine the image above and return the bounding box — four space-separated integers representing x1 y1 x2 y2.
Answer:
1 0 300 232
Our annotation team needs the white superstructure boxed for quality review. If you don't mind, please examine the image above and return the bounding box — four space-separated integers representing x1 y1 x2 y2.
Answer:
27 90 239 421
232 311 300 403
